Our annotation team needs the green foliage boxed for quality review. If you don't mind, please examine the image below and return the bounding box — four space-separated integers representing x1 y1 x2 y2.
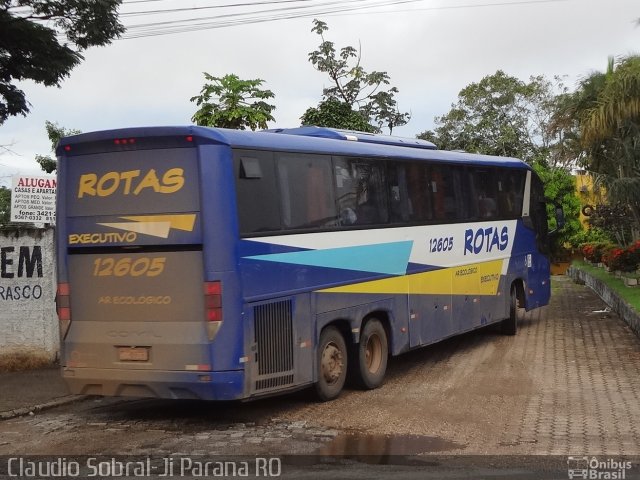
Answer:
35 155 57 174
593 127 640 236
300 99 376 132
0 186 10 224
365 88 411 134
418 71 564 164
0 0 124 125
567 227 613 248
582 56 640 144
190 73 275 130
532 162 582 255
552 55 640 237
36 120 81 173
306 19 409 133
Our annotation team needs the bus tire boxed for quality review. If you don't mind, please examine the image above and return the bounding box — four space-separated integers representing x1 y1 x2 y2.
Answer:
314 326 348 401
501 285 520 336
353 319 388 390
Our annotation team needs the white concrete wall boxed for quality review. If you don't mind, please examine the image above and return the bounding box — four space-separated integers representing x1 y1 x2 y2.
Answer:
0 227 58 360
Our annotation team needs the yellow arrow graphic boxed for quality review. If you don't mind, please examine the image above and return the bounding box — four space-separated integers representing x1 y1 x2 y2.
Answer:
97 214 196 239
119 214 196 232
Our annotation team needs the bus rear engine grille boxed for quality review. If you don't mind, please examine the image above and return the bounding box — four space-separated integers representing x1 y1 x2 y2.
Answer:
254 300 295 390
256 374 294 391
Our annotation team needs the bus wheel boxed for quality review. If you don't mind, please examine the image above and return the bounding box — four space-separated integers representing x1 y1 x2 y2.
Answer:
314 326 347 401
501 285 520 335
354 319 388 389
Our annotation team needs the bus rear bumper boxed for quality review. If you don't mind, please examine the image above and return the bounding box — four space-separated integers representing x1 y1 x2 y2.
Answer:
62 367 245 401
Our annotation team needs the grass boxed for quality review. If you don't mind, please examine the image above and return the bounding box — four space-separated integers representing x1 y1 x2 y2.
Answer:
0 351 54 373
572 260 640 312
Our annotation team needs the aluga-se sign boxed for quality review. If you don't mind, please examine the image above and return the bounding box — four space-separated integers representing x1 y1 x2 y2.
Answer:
10 175 57 224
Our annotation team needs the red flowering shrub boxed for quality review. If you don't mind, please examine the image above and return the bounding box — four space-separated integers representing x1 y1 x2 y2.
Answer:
602 247 618 268
581 242 614 264
604 248 625 271
582 244 597 262
620 241 640 272
600 241 640 272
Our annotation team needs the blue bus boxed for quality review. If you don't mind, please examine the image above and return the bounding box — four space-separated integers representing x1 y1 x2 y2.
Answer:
55 126 559 401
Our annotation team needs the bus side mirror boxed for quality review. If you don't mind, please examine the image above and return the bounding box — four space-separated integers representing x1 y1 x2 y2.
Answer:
549 204 565 237
555 205 565 230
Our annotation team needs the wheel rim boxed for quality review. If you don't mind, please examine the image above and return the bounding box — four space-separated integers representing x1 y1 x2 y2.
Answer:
365 333 383 374
321 341 344 385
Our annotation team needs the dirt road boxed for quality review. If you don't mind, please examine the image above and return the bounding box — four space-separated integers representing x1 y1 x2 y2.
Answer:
1 277 639 462
275 276 640 455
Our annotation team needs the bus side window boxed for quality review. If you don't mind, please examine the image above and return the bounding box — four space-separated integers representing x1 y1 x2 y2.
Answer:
452 166 473 220
333 157 388 227
497 170 526 218
471 168 499 219
387 162 411 223
430 165 459 221
234 151 281 235
276 153 337 230
405 163 432 222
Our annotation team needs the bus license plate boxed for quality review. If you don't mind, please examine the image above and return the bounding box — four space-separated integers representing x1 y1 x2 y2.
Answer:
118 347 149 362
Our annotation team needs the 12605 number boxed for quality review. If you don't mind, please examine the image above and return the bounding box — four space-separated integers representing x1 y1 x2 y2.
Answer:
429 237 454 253
92 257 166 277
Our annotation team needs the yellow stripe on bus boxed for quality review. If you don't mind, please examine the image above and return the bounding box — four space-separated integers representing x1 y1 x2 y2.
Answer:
318 259 504 296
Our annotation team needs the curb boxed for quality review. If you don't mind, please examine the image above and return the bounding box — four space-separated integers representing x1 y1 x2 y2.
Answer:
568 265 640 338
0 395 86 420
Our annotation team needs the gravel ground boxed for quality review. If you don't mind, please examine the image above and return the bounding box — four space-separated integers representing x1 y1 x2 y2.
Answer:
1 277 639 460
273 276 640 456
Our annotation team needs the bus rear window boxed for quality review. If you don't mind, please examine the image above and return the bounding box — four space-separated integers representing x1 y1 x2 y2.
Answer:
66 148 200 217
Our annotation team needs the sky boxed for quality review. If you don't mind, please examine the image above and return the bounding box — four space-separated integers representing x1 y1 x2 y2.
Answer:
0 0 638 187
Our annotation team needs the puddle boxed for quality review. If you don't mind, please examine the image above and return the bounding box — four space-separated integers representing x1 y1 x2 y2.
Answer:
316 433 465 459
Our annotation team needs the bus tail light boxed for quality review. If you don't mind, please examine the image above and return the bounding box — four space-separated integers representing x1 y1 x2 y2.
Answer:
56 283 72 339
204 281 223 341
114 138 136 145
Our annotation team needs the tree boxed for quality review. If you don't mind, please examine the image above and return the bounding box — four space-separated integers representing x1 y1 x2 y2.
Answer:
0 186 10 224
35 121 81 173
588 203 635 246
0 0 124 125
300 99 375 132
418 71 564 164
581 57 640 239
367 88 411 134
552 56 640 239
532 162 582 254
190 73 275 130
582 56 640 144
305 19 410 133
549 58 614 172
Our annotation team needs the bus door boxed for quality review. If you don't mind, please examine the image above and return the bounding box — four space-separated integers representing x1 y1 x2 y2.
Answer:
58 136 210 396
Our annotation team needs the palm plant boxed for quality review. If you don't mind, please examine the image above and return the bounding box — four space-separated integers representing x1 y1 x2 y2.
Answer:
582 56 640 145
550 55 640 241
